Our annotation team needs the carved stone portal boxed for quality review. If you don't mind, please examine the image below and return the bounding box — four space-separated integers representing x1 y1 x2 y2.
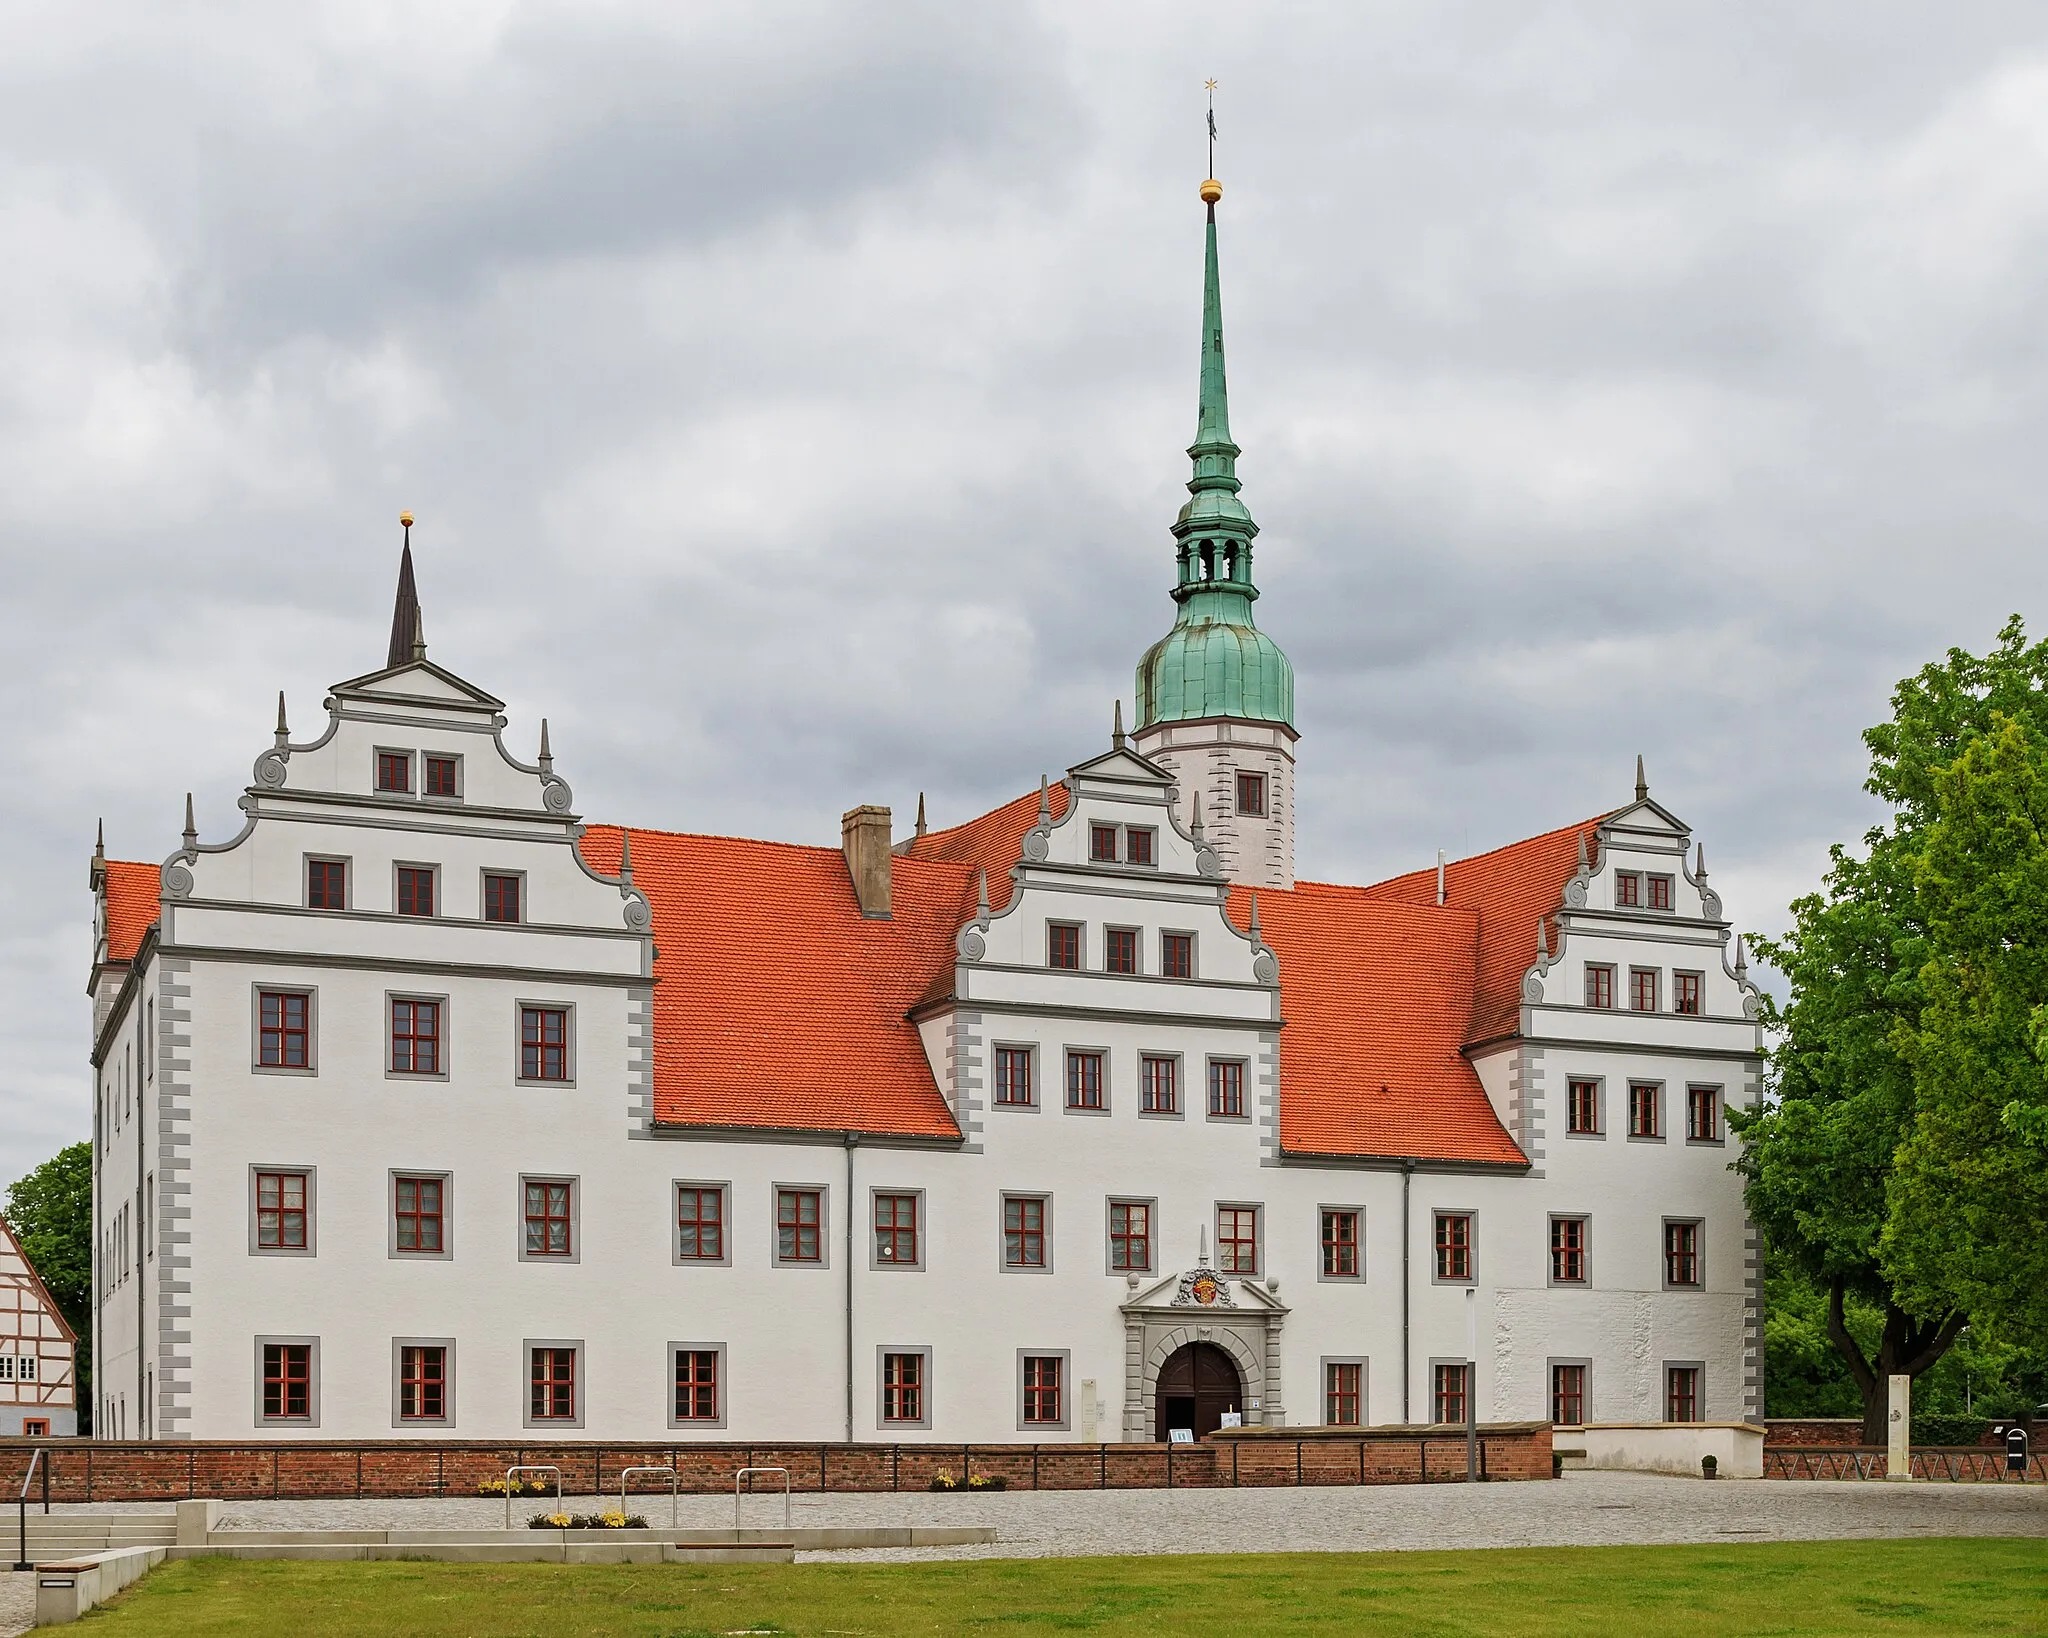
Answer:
1120 1264 1287 1440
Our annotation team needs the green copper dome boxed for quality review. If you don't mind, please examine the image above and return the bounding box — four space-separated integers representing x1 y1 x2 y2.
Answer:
1134 186 1295 730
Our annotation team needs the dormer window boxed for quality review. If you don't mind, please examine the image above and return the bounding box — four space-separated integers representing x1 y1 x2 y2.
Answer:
424 756 459 799
1090 825 1118 863
1125 828 1155 866
1614 871 1640 907
1647 874 1674 911
376 752 413 794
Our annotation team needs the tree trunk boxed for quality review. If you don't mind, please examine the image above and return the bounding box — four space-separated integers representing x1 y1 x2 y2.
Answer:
1824 1277 1965 1444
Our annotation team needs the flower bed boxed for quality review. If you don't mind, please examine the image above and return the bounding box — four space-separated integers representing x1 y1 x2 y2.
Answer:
526 1511 649 1529
928 1472 1006 1493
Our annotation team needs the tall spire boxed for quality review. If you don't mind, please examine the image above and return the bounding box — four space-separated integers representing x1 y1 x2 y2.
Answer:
387 512 420 671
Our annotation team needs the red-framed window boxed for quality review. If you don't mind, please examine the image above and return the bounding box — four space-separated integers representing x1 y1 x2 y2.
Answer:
1022 1355 1063 1424
1066 1050 1104 1110
1584 965 1614 1009
1551 1363 1585 1426
1614 871 1640 907
306 859 346 910
1686 1086 1720 1142
1630 969 1658 1012
675 1349 719 1421
397 866 435 917
1109 1200 1151 1272
1003 1195 1046 1268
530 1347 576 1420
262 1343 310 1419
1126 828 1155 866
777 1189 821 1263
881 1352 923 1423
1433 1362 1468 1425
424 756 458 798
1236 771 1266 816
390 998 441 1074
1325 1361 1362 1426
1666 1366 1700 1423
393 1176 443 1253
1647 873 1673 911
1566 1078 1599 1134
1629 1083 1660 1138
1208 1059 1245 1117
521 1007 568 1081
1047 923 1081 970
524 1180 573 1257
1321 1209 1359 1277
676 1186 724 1261
1161 933 1193 979
1550 1217 1587 1283
874 1193 919 1266
1673 972 1701 1015
20 1419 48 1437
376 752 412 793
1665 1221 1701 1287
1140 1055 1178 1114
255 1171 308 1250
994 1047 1034 1106
1105 928 1138 974
1217 1206 1258 1274
1434 1213 1472 1281
258 991 310 1069
484 873 521 923
399 1344 446 1420
1090 825 1119 862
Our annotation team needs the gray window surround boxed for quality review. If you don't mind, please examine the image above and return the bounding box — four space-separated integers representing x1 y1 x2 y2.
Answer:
391 1337 456 1429
419 749 465 804
1671 967 1706 1016
1105 1196 1158 1277
1234 770 1267 816
1583 962 1616 1009
392 859 440 918
1546 1213 1591 1288
1430 1207 1477 1285
999 1191 1054 1275
250 982 318 1078
303 854 352 910
869 1187 926 1272
372 746 416 797
384 989 451 1082
1628 966 1661 1013
1662 1217 1706 1291
1205 1055 1252 1121
1213 1200 1263 1278
990 1041 1039 1111
1320 1356 1368 1427
517 1175 581 1265
387 1170 453 1261
1315 1204 1366 1282
1546 1356 1593 1427
522 1338 584 1430
1016 1348 1073 1433
1122 827 1159 869
1662 1359 1707 1423
248 1164 316 1259
1060 1045 1110 1115
1427 1355 1475 1426
1562 1074 1605 1139
666 1340 728 1431
1138 1051 1185 1120
876 1344 933 1432
254 1335 320 1429
513 998 578 1088
1685 1083 1726 1145
771 1182 831 1270
480 866 526 924
1046 920 1085 970
672 1179 733 1268
1102 924 1143 976
1627 1080 1667 1142
1612 868 1641 907
1646 873 1677 912
1158 928 1198 981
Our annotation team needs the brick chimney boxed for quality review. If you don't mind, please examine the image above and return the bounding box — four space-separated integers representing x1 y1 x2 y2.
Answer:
841 806 893 919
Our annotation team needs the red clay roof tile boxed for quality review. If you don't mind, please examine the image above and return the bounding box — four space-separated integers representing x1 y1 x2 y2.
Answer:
101 861 160 964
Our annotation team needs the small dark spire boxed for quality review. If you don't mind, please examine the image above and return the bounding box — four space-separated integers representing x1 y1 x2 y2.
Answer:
182 793 197 848
538 718 553 772
1635 755 1648 803
1112 699 1126 751
915 792 928 838
95 818 105 860
274 691 290 747
387 518 421 670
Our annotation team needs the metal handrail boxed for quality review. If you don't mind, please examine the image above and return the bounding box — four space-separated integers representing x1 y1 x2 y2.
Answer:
502 1464 564 1530
14 1446 48 1571
733 1466 790 1531
617 1465 679 1529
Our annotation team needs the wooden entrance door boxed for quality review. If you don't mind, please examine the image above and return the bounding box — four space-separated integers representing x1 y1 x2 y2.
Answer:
1155 1341 1242 1441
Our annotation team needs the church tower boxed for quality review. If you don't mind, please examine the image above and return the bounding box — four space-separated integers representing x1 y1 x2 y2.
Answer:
1131 171 1297 889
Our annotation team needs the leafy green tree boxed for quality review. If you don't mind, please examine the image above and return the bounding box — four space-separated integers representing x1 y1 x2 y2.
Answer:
5 1140 92 1424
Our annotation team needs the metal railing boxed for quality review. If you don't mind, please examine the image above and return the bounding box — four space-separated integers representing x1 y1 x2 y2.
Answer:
617 1465 679 1529
1764 1446 2042 1482
14 1446 49 1571
734 1466 791 1531
502 1465 563 1529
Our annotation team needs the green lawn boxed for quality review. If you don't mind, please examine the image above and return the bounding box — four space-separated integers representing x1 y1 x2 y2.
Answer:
80 1538 2047 1636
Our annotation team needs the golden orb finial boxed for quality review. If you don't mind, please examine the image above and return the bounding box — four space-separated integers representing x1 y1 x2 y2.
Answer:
1200 178 1222 204
399 511 414 529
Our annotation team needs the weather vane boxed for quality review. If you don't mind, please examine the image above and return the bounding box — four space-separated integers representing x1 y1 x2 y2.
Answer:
1205 79 1219 179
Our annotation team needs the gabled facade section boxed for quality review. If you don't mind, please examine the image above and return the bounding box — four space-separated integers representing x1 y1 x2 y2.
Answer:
0 1215 77 1436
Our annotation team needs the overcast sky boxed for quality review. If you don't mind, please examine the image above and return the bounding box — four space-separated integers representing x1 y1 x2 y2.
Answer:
5 3 2047 1185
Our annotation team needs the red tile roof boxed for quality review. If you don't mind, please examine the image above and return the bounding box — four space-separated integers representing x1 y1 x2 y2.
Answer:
900 782 1070 913
101 861 161 964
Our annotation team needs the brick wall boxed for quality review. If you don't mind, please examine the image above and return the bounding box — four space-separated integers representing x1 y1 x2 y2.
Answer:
0 1424 1553 1503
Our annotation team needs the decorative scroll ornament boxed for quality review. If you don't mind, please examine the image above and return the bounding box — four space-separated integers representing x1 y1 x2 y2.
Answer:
1020 774 1053 862
956 869 992 960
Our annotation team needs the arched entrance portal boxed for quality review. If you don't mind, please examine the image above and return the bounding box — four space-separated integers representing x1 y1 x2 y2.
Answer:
1154 1341 1243 1442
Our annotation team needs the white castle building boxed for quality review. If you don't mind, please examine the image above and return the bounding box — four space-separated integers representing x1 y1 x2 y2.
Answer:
86 179 1761 1445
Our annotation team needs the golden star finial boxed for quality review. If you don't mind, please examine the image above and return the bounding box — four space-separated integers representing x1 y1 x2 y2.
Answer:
1205 79 1218 92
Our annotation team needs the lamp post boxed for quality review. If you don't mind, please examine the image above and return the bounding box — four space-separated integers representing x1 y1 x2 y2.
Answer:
1465 1286 1479 1482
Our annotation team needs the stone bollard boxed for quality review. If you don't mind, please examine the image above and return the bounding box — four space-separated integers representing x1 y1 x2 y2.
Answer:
176 1498 222 1546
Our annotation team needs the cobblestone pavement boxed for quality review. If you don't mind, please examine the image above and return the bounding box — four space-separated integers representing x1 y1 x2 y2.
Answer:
0 1572 31 1638
41 1471 2048 1565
